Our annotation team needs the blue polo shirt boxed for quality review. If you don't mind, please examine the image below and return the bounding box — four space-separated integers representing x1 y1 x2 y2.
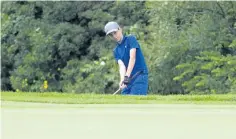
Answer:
113 35 148 77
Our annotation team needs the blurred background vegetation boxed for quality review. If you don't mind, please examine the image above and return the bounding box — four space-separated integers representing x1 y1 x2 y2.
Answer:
1 1 236 94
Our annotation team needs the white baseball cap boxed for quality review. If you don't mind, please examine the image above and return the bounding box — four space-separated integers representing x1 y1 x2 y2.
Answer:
104 21 120 35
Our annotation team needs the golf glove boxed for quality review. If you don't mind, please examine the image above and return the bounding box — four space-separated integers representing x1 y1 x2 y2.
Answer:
123 76 131 85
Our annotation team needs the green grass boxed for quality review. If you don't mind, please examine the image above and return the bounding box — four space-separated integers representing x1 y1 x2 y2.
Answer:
1 91 236 104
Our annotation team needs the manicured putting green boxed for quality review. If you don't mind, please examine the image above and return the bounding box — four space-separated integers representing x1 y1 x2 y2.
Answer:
2 101 236 139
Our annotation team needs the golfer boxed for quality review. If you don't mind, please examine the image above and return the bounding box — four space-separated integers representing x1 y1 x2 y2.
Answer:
104 21 148 95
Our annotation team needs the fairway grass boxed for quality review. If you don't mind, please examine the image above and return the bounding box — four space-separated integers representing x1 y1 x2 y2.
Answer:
1 91 236 104
3 102 236 139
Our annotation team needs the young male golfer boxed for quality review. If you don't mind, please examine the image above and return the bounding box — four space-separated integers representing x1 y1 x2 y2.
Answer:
104 21 148 95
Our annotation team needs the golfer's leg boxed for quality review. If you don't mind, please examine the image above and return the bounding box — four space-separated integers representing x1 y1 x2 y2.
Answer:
130 74 148 95
121 86 131 95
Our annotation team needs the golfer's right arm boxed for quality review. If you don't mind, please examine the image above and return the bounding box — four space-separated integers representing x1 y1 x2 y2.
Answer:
118 60 126 82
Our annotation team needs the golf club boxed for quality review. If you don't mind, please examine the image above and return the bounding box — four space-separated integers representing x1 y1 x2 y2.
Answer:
112 88 121 95
112 71 143 95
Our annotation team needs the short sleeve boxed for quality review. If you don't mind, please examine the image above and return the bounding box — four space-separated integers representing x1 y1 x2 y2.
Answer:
113 49 120 62
128 35 140 49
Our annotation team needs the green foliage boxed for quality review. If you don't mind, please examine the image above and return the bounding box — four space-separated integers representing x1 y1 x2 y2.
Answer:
1 1 147 93
61 56 119 93
175 51 236 94
172 1 236 94
144 1 236 94
2 1 235 94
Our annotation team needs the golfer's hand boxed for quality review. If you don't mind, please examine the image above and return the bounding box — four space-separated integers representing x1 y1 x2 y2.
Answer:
119 80 126 89
123 76 131 85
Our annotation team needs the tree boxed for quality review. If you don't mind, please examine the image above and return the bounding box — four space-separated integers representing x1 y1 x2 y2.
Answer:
146 1 236 94
1 1 148 93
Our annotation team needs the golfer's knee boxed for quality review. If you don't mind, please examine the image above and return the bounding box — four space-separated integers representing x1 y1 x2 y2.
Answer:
130 87 148 95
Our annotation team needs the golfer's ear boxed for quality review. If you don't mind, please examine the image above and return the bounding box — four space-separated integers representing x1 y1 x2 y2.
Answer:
118 25 124 31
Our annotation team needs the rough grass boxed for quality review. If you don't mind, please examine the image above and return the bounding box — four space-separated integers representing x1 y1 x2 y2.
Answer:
1 91 236 104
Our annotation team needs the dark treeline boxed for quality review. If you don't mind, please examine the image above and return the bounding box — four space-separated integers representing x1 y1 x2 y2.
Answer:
1 1 236 94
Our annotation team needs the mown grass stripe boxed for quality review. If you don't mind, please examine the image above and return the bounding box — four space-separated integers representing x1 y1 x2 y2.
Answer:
1 92 236 104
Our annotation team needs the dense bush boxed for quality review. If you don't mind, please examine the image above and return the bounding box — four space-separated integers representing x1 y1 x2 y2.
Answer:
1 1 235 94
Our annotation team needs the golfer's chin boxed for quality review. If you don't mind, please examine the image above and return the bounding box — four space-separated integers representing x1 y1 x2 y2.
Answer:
115 38 122 43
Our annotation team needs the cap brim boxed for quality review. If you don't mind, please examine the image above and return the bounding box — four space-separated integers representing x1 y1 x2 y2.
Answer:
106 29 118 35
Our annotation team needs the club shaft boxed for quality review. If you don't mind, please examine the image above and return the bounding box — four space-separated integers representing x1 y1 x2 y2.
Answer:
112 88 121 95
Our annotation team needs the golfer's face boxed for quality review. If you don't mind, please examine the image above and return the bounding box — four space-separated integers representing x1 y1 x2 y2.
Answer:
109 29 122 42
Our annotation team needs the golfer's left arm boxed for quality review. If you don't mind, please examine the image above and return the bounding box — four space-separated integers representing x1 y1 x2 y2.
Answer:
125 48 136 77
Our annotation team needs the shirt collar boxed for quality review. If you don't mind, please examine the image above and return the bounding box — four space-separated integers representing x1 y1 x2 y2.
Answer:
117 35 126 46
